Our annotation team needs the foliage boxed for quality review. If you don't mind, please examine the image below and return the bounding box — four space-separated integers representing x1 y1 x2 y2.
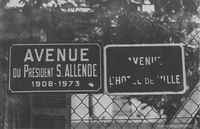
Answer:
89 0 200 123
0 0 199 124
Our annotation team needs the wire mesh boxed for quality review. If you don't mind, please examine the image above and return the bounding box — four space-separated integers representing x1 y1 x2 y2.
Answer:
0 82 199 129
0 3 200 129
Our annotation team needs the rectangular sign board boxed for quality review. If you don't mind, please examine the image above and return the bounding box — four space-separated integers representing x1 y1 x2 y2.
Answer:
9 43 102 93
104 44 186 95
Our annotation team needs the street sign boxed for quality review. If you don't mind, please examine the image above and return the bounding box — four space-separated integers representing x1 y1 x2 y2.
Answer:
104 44 186 95
9 43 102 93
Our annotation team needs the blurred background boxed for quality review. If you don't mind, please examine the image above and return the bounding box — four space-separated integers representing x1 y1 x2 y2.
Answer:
0 0 200 129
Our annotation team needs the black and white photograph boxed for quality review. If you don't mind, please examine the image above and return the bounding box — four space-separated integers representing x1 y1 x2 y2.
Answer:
0 0 200 129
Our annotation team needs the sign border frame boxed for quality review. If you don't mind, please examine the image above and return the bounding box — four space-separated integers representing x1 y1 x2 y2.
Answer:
9 43 102 93
104 43 187 95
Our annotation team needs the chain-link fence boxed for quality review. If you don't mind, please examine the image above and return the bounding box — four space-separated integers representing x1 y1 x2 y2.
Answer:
0 38 199 129
0 84 199 129
0 2 200 129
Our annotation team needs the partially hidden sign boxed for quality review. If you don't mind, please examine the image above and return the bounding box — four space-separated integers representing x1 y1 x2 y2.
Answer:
9 43 102 93
104 44 186 95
